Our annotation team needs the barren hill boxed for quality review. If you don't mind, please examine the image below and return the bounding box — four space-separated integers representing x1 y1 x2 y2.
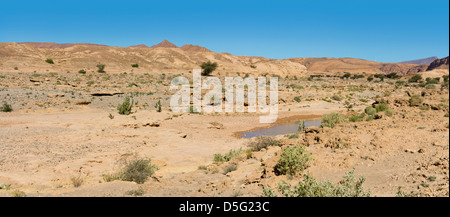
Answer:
1 41 447 76
286 57 426 75
150 40 178 48
400 56 438 65
0 42 308 76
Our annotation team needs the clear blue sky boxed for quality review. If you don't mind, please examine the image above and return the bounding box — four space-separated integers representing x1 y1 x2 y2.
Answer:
0 0 448 62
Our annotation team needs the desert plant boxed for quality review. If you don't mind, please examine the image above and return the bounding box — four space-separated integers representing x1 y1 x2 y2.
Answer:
45 58 54 64
349 113 365 122
294 96 301 102
331 95 342 101
126 187 145 196
275 145 312 176
11 190 26 197
96 64 106 73
131 63 139 68
364 106 376 115
200 61 218 76
0 102 12 112
117 159 159 184
223 163 238 174
70 176 84 187
155 99 162 112
248 137 281 151
78 69 86 74
213 149 243 164
274 170 370 197
375 103 389 113
117 97 133 115
409 95 423 107
367 76 374 82
321 112 345 128
408 75 422 83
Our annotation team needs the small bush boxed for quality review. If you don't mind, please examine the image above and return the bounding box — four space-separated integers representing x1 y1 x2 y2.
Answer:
408 75 422 83
275 145 312 176
126 187 145 196
409 95 423 107
131 63 139 68
45 58 54 64
294 96 301 102
117 159 159 184
200 61 218 76
11 190 26 197
248 137 281 151
364 106 376 115
213 149 243 164
349 113 365 122
0 102 13 112
331 95 342 101
70 176 84 188
78 69 86 74
117 97 133 115
223 163 238 174
155 100 162 112
96 64 106 73
274 170 370 197
321 112 346 128
375 103 389 113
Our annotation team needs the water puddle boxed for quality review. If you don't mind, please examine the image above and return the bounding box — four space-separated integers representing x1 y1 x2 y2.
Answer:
240 119 322 138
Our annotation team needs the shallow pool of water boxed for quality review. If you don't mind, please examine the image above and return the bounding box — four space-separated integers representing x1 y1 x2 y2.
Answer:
241 119 322 138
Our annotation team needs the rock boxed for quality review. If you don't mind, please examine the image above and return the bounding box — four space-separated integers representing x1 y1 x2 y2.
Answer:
90 91 124 96
73 100 91 105
418 148 426 153
305 126 321 134
47 94 65 98
143 122 160 127
208 122 224 129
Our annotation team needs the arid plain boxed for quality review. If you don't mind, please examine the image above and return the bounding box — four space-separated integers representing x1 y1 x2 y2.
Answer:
0 41 448 197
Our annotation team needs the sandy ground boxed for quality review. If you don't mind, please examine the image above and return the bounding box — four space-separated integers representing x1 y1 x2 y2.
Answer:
0 71 448 197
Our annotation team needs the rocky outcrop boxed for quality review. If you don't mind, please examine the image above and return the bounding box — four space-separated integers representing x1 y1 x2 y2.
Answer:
427 56 449 71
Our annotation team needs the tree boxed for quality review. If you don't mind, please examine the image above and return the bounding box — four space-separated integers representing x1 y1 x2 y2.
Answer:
96 64 106 73
200 61 218 76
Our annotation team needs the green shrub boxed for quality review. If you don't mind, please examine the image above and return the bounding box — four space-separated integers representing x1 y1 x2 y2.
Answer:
294 96 301 102
213 149 243 164
117 96 133 115
349 113 365 122
45 58 54 64
321 112 346 128
223 163 238 174
331 95 342 101
70 176 84 188
117 159 159 184
367 76 374 82
131 63 139 68
248 137 281 151
274 170 370 197
375 103 389 113
408 75 422 83
154 99 162 112
200 61 218 76
78 69 86 74
275 146 312 176
364 106 376 115
96 64 106 73
0 102 12 112
409 95 423 107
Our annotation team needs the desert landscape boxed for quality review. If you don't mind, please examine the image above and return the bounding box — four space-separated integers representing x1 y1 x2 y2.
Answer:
0 41 448 197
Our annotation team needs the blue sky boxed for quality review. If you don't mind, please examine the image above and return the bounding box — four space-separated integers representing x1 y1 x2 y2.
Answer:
0 0 448 62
